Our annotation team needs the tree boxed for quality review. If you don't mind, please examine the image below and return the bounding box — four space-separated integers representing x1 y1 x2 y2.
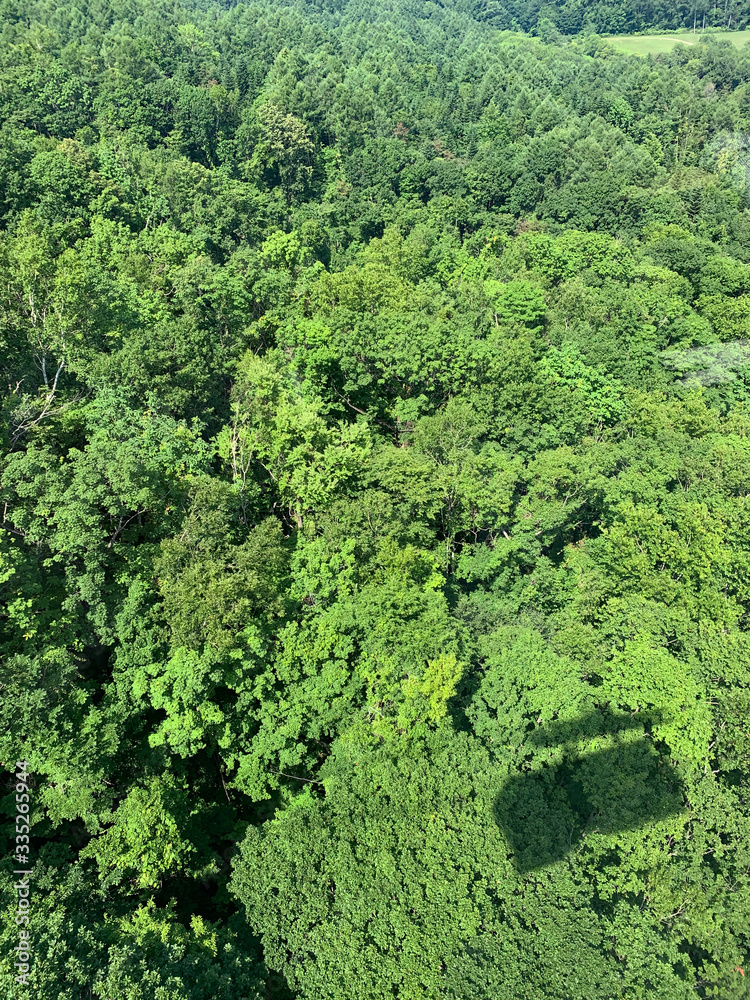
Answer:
241 103 315 205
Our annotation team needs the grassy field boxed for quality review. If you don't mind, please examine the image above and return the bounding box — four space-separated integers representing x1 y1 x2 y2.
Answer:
607 29 750 55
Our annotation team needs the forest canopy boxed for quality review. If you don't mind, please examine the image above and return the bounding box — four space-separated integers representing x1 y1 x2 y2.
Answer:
1 0 750 998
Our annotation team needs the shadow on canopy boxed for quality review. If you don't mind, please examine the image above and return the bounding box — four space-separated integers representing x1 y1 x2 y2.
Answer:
493 711 685 872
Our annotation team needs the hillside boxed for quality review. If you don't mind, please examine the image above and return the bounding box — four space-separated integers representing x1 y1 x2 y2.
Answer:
1 3 750 999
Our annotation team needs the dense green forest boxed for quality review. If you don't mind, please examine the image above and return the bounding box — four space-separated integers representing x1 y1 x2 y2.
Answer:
2 0 750 997
474 0 750 34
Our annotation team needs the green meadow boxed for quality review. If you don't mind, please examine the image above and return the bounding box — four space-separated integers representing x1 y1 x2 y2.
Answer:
607 29 750 54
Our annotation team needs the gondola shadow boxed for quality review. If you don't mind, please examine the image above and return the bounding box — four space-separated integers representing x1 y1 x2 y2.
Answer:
493 711 685 872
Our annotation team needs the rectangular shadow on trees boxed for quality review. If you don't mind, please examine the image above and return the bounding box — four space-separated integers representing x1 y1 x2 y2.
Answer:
493 713 685 873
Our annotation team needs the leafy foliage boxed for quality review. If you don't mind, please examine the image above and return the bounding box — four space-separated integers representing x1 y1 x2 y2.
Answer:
2 2 750 999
